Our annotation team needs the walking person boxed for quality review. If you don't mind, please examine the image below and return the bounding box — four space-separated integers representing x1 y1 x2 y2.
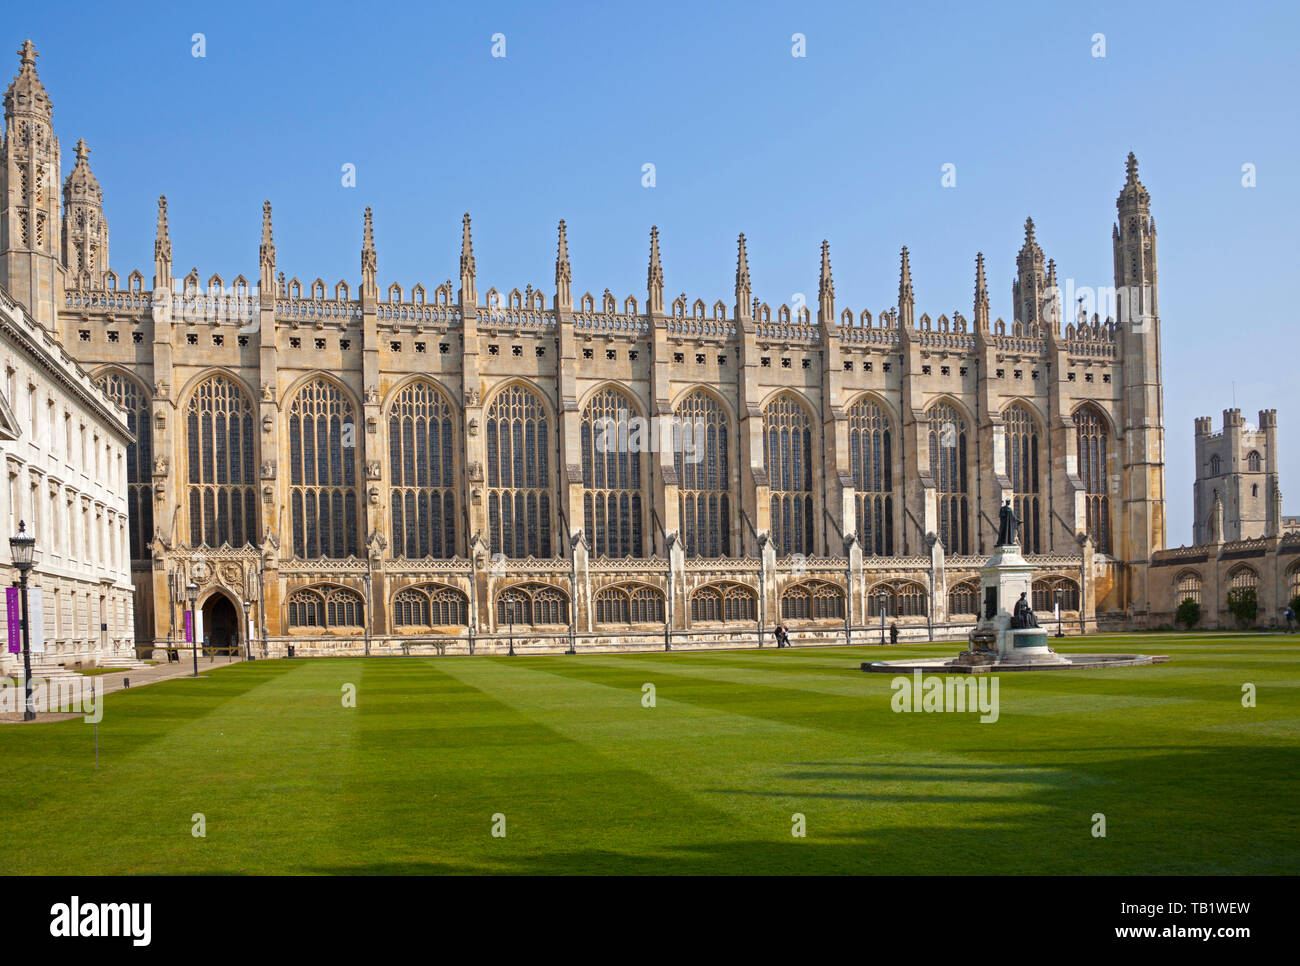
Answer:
1286 606 1296 634
889 621 899 646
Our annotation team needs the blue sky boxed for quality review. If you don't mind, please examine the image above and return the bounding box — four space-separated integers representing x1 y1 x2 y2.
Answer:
15 0 1300 545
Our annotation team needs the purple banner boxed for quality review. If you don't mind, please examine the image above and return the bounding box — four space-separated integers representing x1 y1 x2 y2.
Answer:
6 587 18 654
184 610 193 643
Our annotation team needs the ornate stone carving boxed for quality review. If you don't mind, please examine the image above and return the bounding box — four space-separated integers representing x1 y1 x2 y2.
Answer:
218 562 242 588
366 460 382 480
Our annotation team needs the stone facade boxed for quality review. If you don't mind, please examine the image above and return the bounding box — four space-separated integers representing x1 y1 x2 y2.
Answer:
1193 409 1282 544
0 282 135 670
1148 410 1297 629
0 41 1173 655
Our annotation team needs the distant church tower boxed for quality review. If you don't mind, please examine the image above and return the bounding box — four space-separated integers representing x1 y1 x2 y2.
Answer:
0 40 64 329
1193 409 1280 543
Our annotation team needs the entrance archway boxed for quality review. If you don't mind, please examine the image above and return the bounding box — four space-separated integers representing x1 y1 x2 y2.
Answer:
201 593 240 656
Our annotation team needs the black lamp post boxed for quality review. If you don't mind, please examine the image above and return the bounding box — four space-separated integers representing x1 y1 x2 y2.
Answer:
1055 587 1064 638
186 581 199 677
506 600 515 657
878 590 888 646
10 521 37 721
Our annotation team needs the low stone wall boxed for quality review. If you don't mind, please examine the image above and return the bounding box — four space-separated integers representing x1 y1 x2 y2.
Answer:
168 620 989 659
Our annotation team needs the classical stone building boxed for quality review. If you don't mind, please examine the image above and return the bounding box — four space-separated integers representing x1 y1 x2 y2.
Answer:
2 40 1174 654
0 282 136 672
1149 409 1298 628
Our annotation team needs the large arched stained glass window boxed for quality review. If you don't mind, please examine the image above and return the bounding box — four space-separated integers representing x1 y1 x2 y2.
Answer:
185 374 257 549
288 378 359 559
486 384 551 558
581 388 642 558
388 381 456 559
1074 404 1111 555
675 390 731 558
764 393 814 557
96 372 153 560
1004 403 1042 554
593 583 665 625
849 396 893 556
927 401 970 555
496 582 569 626
286 584 364 630
392 583 468 628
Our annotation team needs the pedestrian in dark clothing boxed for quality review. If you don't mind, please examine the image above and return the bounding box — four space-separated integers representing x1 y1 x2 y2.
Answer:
889 622 899 646
774 624 789 648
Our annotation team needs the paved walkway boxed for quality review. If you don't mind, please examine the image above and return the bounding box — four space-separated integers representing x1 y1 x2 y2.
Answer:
75 653 245 698
3 652 245 709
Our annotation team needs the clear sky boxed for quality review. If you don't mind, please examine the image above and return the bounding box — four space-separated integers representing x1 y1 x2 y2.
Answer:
13 0 1299 546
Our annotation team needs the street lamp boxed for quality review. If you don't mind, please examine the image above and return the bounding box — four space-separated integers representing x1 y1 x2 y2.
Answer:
186 581 199 677
1055 587 1065 638
878 589 888 646
506 599 516 657
10 521 37 721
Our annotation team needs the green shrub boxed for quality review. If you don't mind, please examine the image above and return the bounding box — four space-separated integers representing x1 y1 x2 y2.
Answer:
1175 597 1201 630
1226 587 1258 627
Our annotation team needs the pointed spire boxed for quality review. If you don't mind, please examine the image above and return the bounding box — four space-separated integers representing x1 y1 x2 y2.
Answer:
361 207 377 294
7 39 51 119
819 240 834 300
62 137 102 203
974 252 989 330
734 233 751 321
459 212 474 276
1116 151 1150 212
155 195 171 263
898 246 914 328
647 226 664 315
458 212 476 305
151 195 171 290
817 239 835 324
1044 258 1060 330
554 219 572 311
258 200 274 272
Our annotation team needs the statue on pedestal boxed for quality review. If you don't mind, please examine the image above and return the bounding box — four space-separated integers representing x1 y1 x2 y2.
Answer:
996 500 1020 547
1011 592 1039 629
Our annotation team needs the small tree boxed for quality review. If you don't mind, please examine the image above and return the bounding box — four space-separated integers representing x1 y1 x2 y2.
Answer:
1175 596 1201 630
1226 587 1258 628
1290 594 1300 619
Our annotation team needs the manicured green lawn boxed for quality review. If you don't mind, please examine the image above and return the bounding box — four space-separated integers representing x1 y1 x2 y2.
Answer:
0 633 1296 875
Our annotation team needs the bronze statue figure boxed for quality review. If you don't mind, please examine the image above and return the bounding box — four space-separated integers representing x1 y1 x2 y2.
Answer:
1011 592 1039 629
996 500 1020 547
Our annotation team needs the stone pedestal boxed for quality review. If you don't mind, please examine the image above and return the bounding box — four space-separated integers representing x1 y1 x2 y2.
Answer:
974 543 1067 666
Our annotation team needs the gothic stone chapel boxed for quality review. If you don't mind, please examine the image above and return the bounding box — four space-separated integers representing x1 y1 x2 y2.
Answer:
3 40 1172 654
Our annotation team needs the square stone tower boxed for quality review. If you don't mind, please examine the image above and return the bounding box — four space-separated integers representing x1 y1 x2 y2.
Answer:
1193 408 1280 543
